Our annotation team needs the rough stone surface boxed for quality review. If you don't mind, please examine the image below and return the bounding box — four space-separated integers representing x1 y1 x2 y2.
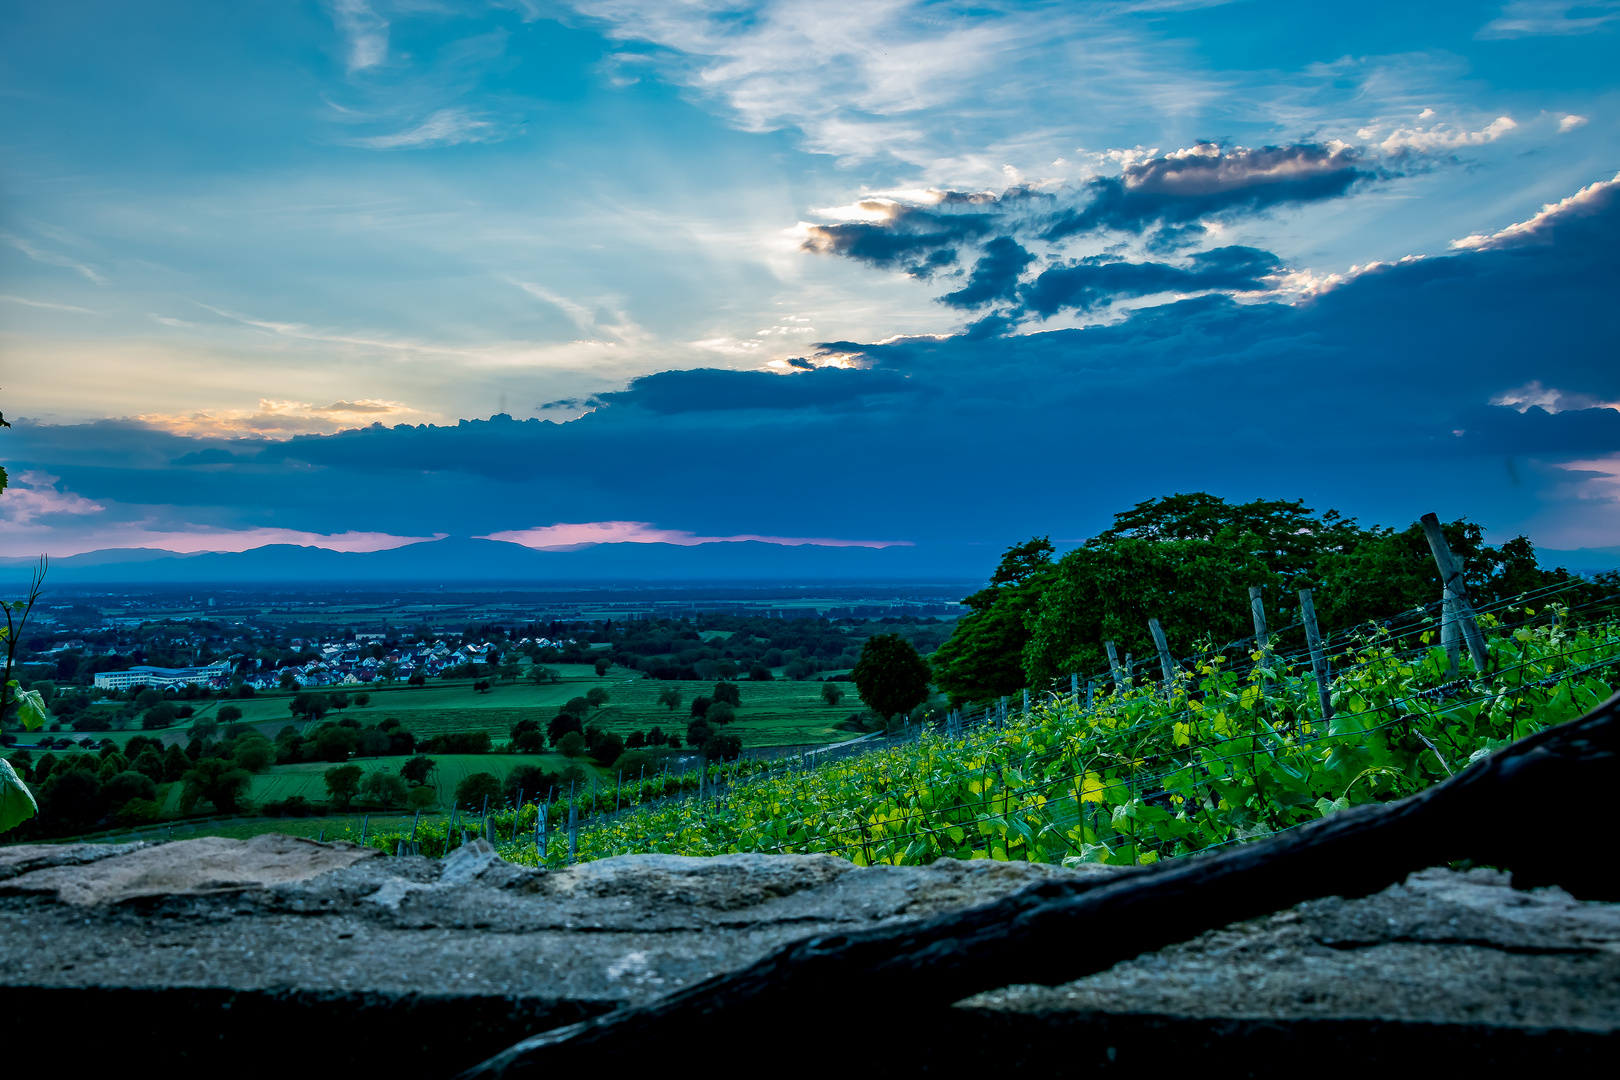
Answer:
0 833 376 905
2 836 1615 1074
963 867 1620 1032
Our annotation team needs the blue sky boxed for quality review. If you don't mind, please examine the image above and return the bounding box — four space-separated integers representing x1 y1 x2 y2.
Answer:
1 1 1617 563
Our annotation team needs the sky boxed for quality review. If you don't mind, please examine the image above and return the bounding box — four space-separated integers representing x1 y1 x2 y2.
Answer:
1 1 1618 566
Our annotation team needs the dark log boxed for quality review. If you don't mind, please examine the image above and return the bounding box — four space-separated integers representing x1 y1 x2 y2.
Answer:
458 691 1620 1077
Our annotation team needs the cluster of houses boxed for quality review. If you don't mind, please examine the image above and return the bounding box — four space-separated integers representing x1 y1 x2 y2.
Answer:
232 636 568 690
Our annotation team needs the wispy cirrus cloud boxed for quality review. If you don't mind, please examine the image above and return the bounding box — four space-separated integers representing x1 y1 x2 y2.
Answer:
0 295 100 315
346 107 502 150
327 0 390 71
1478 1 1620 39
482 521 911 549
1 233 105 283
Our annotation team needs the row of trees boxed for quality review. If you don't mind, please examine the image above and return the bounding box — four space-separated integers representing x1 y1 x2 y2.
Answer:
929 493 1613 705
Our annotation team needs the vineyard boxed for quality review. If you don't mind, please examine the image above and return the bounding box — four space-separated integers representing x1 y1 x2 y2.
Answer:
350 575 1620 870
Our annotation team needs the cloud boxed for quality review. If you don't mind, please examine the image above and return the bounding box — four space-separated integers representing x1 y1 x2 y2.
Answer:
1015 246 1283 319
1450 170 1620 250
1478 1 1620 39
8 172 1620 558
135 398 424 436
0 295 100 315
1 234 104 283
347 108 500 149
1559 114 1589 132
0 472 104 524
481 521 910 549
1043 143 1373 244
1377 115 1517 154
1490 380 1620 414
798 143 1372 325
327 0 389 71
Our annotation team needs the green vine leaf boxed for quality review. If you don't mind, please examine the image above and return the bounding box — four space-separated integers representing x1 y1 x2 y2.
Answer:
0 758 37 833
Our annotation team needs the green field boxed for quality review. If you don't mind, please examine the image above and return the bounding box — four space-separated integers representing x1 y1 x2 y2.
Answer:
91 662 862 751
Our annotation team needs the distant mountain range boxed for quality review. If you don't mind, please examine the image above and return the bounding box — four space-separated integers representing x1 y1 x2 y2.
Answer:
0 537 1002 585
2 537 1611 587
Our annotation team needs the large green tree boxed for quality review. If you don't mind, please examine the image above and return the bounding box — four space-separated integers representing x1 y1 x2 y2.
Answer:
929 537 1057 706
851 634 933 724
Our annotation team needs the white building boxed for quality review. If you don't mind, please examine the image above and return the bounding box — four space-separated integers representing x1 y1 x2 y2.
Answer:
92 662 233 691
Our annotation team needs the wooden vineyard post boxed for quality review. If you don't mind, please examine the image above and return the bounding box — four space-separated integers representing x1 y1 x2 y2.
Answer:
410 809 420 842
1248 585 1270 676
537 804 546 860
1105 640 1125 694
1085 679 1095 711
513 789 524 842
1148 618 1175 698
1419 513 1490 673
359 816 368 846
568 800 579 864
1070 673 1079 706
1297 589 1334 721
1440 586 1462 677
1022 688 1030 715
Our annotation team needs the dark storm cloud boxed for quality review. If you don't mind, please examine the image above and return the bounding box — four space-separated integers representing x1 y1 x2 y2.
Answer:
1042 143 1374 245
1016 246 1283 317
8 173 1618 552
801 144 1374 307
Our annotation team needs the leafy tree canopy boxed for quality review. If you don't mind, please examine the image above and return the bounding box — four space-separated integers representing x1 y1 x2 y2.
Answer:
851 634 932 722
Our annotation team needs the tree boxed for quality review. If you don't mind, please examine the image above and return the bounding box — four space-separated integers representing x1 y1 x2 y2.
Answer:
323 764 362 809
929 537 1057 706
472 679 492 694
548 711 585 744
587 728 625 765
279 670 299 690
705 701 735 725
408 672 426 687
454 771 501 810
690 695 712 718
400 754 436 785
586 686 610 708
162 743 189 781
529 666 561 684
182 757 253 814
851 634 932 725
556 731 586 758
217 705 243 723
141 702 178 729
102 769 157 807
821 682 845 707
686 718 715 749
329 691 350 713
360 770 408 807
561 696 591 717
502 763 555 805
131 749 166 783
646 725 666 746
748 664 773 681
594 658 611 676
354 692 371 707
356 728 391 757
701 732 743 762
290 692 329 721
510 718 546 753
190 717 220 741
711 682 741 707
38 769 102 830
232 735 275 773
408 785 438 809
657 687 682 712
309 724 359 763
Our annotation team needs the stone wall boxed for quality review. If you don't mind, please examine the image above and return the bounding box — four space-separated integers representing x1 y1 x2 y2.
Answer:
2 834 1615 1074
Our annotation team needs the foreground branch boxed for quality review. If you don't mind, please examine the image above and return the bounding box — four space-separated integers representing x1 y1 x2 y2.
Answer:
459 691 1620 1076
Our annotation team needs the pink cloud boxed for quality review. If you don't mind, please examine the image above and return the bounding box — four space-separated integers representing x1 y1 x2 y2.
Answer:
480 521 912 550
0 523 445 559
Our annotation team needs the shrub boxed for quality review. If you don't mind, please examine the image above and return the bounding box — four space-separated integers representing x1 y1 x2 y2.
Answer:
419 731 492 754
612 748 658 776
324 763 363 809
360 771 408 807
701 732 743 762
113 798 161 827
407 785 438 809
141 702 178 729
263 795 316 817
502 763 558 806
102 769 157 806
454 771 501 811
